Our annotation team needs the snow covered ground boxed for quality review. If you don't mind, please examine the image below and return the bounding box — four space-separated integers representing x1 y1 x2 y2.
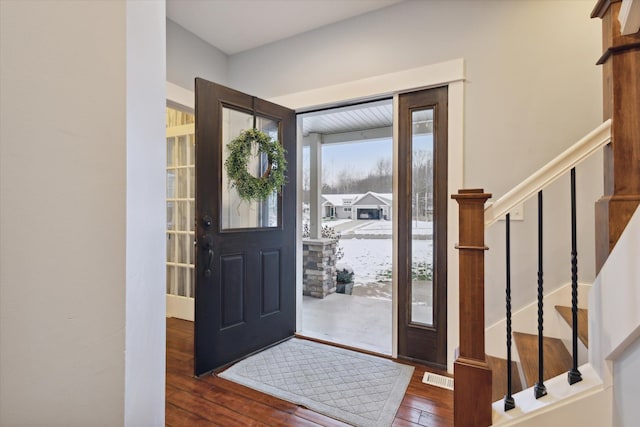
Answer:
309 219 433 237
349 220 432 236
339 238 433 285
304 219 434 296
322 219 352 228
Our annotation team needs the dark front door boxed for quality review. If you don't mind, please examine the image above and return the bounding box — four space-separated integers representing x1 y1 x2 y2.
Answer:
397 86 448 369
194 79 296 376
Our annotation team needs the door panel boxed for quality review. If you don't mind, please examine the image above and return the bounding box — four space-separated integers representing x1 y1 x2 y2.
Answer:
220 254 244 329
194 79 296 375
261 249 281 315
398 86 448 368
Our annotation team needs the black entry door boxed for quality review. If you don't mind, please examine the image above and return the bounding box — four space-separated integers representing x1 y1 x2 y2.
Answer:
194 79 296 376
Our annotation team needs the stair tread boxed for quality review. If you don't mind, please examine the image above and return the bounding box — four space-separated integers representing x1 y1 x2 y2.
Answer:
513 332 573 388
555 305 589 347
487 355 523 402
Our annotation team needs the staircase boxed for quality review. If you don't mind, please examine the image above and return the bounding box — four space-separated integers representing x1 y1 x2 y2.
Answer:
450 120 613 426
451 1 640 423
489 305 589 401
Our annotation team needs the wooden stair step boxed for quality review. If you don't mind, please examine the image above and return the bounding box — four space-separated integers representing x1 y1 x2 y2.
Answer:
555 305 589 347
487 355 523 402
513 332 573 388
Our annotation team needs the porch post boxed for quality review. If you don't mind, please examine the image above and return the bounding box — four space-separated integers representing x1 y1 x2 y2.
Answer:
592 0 640 272
452 188 493 427
308 133 323 239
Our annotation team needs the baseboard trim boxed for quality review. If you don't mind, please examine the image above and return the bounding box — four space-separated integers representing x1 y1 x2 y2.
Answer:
492 364 609 426
166 294 194 321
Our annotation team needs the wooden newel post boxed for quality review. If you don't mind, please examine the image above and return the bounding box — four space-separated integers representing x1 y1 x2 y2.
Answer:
592 0 640 272
452 188 493 427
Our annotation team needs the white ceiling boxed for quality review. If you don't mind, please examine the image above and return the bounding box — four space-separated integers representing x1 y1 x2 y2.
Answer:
166 0 402 55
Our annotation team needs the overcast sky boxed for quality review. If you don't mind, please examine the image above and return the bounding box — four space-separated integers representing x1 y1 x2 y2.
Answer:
303 135 433 187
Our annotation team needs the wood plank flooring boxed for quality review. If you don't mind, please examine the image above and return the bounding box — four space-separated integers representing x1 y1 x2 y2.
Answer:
166 317 454 426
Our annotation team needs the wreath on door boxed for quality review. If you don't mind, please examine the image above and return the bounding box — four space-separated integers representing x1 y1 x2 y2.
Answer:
225 128 287 202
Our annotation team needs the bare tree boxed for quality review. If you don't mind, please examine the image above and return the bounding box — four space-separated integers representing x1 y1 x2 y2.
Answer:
321 156 393 194
374 158 392 177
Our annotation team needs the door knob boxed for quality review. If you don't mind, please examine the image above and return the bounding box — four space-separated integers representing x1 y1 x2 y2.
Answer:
202 216 213 229
200 235 213 277
204 248 214 277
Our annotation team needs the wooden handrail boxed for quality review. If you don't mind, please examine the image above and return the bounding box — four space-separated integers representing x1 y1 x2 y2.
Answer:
485 119 611 227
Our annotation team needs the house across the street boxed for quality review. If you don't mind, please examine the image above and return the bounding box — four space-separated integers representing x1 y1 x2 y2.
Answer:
322 192 392 220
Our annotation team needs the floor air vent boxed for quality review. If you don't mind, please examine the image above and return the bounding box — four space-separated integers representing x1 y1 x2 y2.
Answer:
422 372 454 390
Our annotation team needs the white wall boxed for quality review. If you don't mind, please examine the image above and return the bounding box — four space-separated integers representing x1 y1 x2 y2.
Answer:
485 153 602 325
228 0 603 325
0 1 166 425
613 337 640 427
125 2 167 426
590 206 640 426
167 18 228 91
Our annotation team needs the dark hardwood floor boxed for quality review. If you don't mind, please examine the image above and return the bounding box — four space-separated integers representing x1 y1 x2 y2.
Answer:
166 317 454 426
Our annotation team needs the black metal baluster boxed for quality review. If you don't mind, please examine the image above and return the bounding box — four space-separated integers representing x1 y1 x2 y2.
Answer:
505 213 516 411
568 168 583 385
534 191 547 399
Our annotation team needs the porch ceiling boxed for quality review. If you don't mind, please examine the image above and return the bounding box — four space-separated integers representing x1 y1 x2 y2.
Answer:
301 99 393 137
300 99 434 141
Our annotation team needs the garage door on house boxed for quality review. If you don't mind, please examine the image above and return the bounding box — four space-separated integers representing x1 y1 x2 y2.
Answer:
357 208 381 219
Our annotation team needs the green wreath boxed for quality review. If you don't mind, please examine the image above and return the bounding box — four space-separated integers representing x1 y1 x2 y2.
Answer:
225 128 287 202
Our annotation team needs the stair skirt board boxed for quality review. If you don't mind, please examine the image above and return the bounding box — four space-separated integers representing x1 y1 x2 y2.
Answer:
485 282 591 362
491 364 607 426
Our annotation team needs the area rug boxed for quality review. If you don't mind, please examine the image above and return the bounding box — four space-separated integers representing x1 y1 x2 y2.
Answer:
218 338 414 427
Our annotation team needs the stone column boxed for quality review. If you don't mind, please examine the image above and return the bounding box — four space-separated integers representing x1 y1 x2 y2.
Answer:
302 238 337 298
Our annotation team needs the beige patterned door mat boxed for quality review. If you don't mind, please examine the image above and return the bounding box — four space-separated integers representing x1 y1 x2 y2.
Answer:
219 338 414 427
